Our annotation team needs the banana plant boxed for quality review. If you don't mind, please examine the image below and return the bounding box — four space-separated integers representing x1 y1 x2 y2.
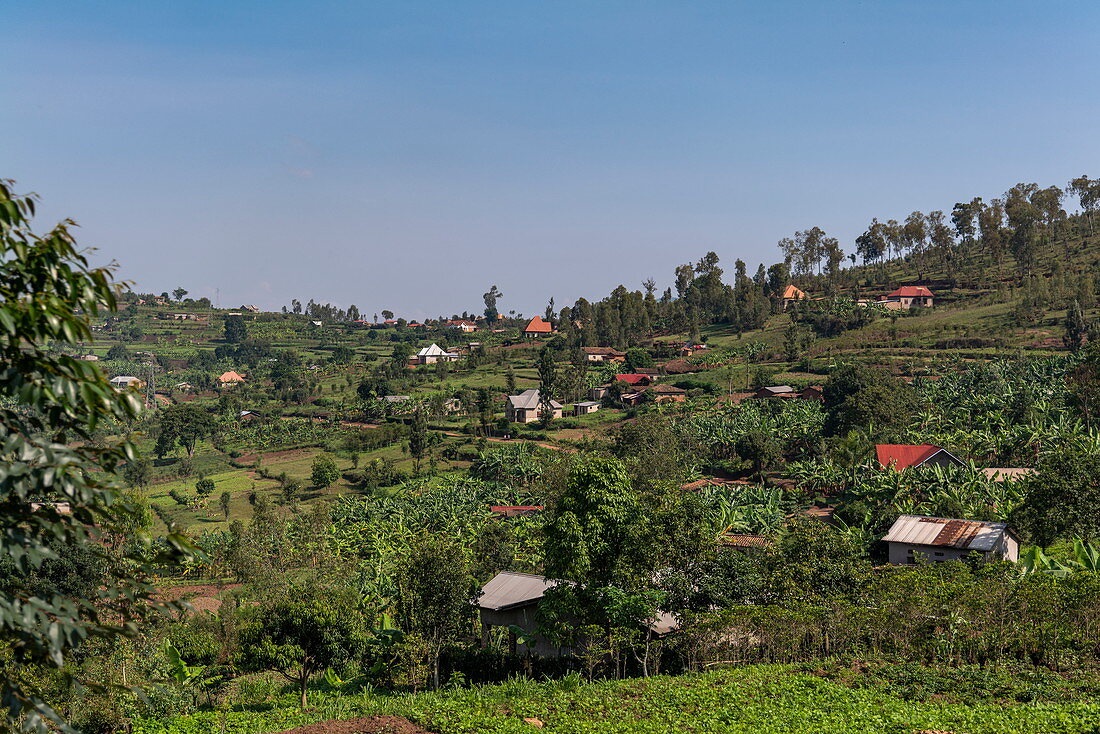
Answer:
1021 540 1100 577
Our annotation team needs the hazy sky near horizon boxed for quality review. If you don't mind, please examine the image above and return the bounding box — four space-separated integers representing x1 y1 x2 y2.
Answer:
5 1 1100 319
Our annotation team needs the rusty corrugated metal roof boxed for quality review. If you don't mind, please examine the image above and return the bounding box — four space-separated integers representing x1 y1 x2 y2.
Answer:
882 514 1009 552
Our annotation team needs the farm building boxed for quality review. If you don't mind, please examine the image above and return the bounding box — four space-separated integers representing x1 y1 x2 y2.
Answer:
573 401 601 415
882 514 1019 564
522 316 555 338
580 346 626 362
875 444 964 471
885 286 934 308
478 572 678 658
109 375 143 389
446 320 477 333
781 284 808 309
218 371 246 387
506 389 563 423
755 385 797 399
477 572 566 656
411 343 459 365
588 385 610 401
614 374 653 387
799 385 824 401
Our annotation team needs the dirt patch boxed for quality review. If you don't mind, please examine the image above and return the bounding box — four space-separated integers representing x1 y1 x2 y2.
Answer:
236 447 316 465
274 716 435 734
158 583 241 615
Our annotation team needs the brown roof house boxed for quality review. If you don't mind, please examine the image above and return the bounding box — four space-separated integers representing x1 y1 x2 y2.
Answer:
799 385 824 401
581 346 626 363
622 383 687 407
885 286 934 309
506 389 562 423
882 514 1019 564
755 385 797 399
523 316 555 338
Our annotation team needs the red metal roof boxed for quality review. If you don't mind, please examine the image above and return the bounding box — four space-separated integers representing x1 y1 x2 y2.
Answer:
887 286 934 298
614 374 650 385
875 444 943 470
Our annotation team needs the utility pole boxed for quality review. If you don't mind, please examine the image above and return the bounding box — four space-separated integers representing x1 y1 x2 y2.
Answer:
145 359 156 410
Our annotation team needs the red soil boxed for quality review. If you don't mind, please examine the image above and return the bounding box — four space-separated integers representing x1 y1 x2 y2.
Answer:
274 716 434 734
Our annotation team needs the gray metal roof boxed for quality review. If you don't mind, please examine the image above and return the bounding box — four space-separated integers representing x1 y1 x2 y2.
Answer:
507 389 562 411
417 343 458 357
479 572 556 611
575 401 601 407
478 572 680 635
761 385 795 394
882 514 1010 552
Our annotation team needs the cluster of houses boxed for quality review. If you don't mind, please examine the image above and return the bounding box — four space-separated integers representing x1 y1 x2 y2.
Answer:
474 442 1026 658
588 373 687 407
782 284 935 311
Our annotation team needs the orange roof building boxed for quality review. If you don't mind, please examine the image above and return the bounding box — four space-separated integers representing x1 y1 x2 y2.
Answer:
781 284 808 310
523 316 554 337
218 370 246 385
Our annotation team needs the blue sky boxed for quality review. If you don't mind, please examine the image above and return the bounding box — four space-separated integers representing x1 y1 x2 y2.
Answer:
5 1 1099 318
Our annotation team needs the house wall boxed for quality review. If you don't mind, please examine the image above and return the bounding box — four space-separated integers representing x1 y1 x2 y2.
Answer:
479 606 567 657
888 542 1015 564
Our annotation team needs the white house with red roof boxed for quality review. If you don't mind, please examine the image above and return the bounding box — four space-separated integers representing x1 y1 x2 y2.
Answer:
885 286 934 309
522 316 554 338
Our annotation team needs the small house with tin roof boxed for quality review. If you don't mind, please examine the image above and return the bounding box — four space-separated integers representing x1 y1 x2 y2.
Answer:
506 389 562 423
882 514 1019 564
580 346 626 363
477 571 679 657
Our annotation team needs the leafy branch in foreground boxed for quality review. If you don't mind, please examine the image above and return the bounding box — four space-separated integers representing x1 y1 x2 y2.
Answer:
0 179 191 731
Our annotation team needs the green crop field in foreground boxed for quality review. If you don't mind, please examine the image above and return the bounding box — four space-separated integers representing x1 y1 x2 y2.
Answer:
133 665 1100 734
